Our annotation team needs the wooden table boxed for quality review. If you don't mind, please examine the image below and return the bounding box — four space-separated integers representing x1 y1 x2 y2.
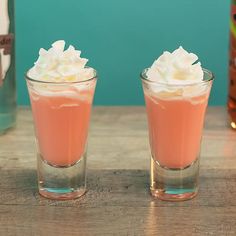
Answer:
0 107 236 236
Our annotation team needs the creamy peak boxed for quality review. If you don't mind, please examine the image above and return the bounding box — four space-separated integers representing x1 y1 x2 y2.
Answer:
28 40 94 82
146 46 203 84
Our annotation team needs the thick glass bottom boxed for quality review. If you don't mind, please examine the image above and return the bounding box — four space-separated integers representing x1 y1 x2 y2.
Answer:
0 111 16 134
37 152 87 200
39 188 86 200
150 157 199 201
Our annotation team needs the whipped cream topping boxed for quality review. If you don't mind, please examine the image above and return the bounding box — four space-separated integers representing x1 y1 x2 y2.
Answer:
144 47 209 102
146 46 203 84
28 40 94 82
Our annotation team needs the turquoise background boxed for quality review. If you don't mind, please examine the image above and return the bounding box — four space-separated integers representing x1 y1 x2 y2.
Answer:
16 0 230 105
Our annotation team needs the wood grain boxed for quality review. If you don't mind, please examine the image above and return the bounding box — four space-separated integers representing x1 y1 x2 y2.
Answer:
0 107 236 235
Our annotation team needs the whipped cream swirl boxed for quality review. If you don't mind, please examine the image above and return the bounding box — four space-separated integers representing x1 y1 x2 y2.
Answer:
146 46 203 84
28 40 94 82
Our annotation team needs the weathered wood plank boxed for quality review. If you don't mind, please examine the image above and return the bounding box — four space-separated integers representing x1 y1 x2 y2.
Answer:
0 205 236 236
1 107 236 170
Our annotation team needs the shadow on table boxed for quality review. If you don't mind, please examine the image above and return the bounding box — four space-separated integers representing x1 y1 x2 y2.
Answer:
0 168 149 206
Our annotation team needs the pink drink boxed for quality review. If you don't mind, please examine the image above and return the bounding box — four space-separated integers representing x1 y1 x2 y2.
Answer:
26 40 97 200
141 47 213 201
29 87 94 167
145 93 209 169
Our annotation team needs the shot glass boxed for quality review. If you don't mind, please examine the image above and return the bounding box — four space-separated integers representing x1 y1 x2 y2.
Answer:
26 68 97 200
141 69 213 201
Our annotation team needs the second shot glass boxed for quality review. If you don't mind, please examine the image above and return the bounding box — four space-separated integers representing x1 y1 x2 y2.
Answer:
141 68 213 201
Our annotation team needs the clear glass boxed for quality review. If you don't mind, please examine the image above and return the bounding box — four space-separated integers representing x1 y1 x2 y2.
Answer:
141 69 214 201
0 65 16 133
0 0 16 134
26 69 97 200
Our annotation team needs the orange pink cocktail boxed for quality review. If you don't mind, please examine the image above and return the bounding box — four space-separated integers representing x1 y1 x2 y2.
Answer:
141 47 214 201
26 40 97 200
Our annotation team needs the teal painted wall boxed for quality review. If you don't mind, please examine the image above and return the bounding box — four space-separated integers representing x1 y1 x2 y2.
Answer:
16 0 230 105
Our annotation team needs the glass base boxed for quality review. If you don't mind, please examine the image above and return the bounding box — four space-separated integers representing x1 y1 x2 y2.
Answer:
37 152 87 200
39 188 86 200
150 157 199 201
0 111 16 134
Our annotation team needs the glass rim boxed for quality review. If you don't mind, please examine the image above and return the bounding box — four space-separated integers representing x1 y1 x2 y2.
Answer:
25 66 98 84
140 68 214 87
